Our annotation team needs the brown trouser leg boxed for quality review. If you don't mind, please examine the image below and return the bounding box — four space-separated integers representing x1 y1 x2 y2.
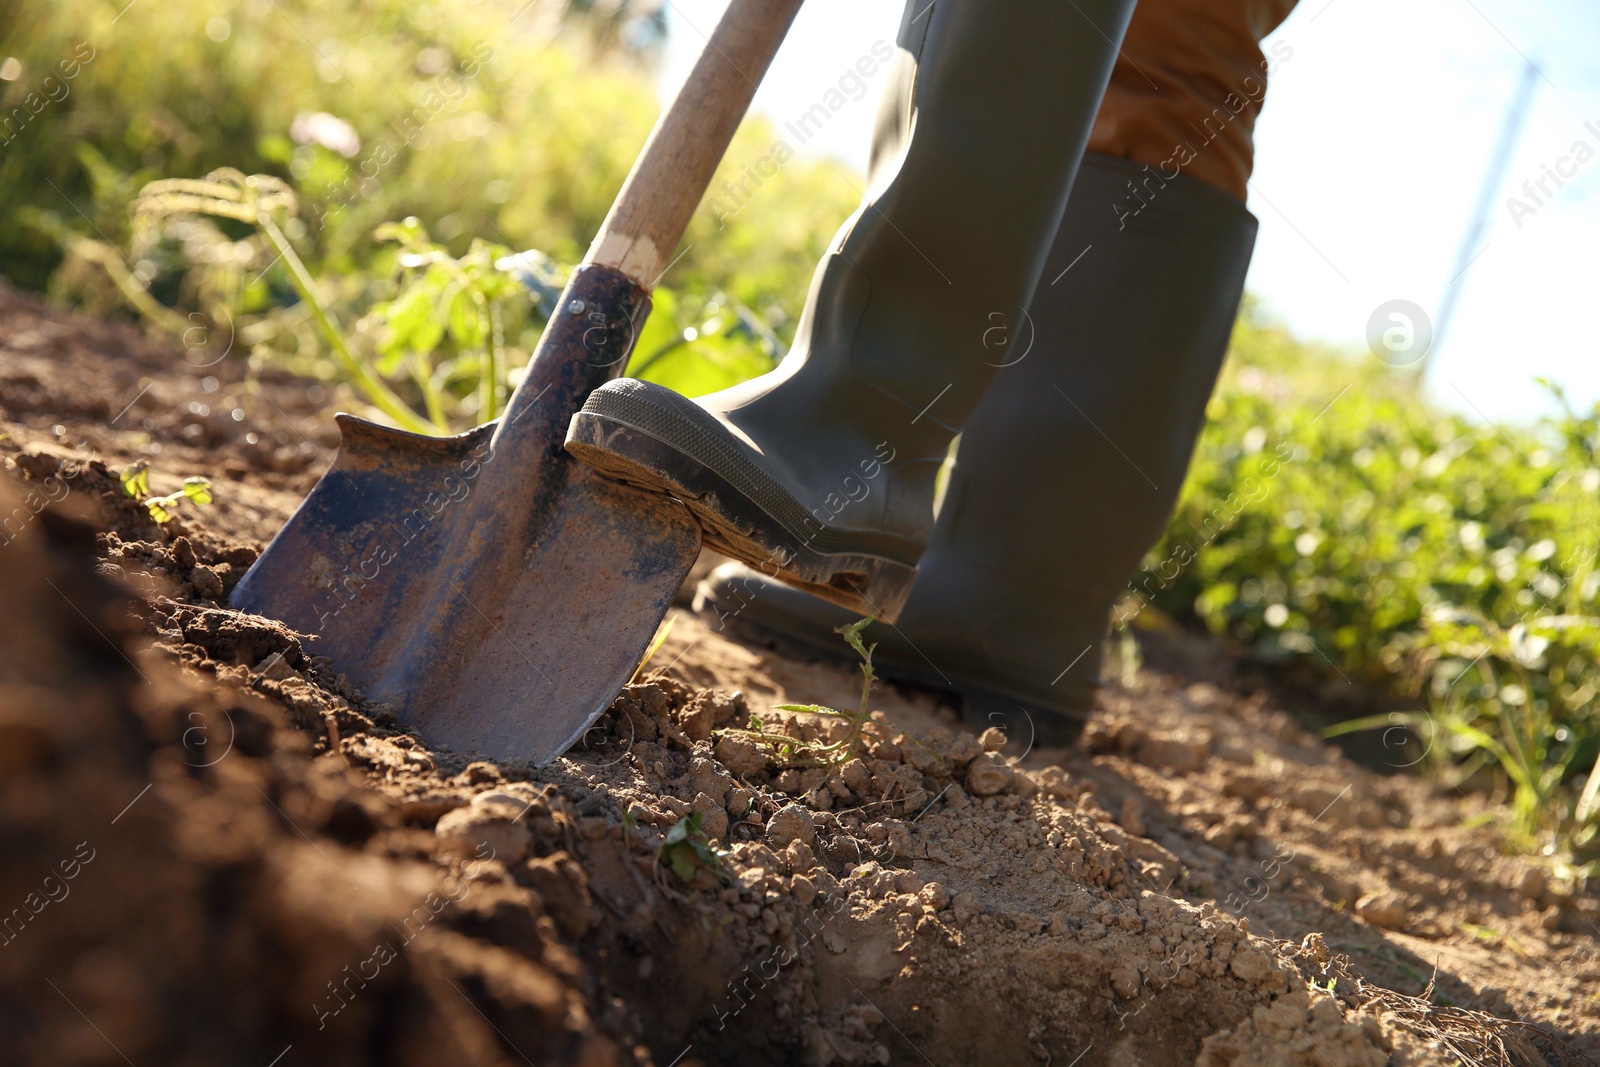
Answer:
1088 0 1299 201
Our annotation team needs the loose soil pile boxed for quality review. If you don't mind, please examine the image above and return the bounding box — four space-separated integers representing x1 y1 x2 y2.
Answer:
2 279 1596 1066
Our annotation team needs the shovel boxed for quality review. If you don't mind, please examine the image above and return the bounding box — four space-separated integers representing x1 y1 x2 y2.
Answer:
232 0 805 764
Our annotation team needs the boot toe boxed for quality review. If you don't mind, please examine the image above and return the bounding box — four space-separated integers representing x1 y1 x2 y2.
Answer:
567 379 919 620
694 562 1094 752
958 688 1089 754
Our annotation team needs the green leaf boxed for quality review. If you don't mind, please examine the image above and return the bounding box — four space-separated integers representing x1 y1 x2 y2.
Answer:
380 282 445 368
670 848 696 882
1321 711 1426 739
119 463 152 500
658 813 727 885
374 216 428 247
773 703 835 716
257 134 295 166
835 616 876 662
182 477 213 506
624 287 681 373
446 285 485 349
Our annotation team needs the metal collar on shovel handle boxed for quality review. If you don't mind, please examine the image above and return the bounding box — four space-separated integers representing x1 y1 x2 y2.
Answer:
231 0 807 765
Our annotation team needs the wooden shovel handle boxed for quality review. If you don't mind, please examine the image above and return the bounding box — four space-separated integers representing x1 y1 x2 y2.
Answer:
585 0 805 287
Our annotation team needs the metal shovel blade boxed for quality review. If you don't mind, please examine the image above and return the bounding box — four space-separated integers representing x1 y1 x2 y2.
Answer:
231 265 701 764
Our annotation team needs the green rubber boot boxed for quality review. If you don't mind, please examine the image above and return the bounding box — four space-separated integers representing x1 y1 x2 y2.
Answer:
695 153 1259 747
566 0 1136 622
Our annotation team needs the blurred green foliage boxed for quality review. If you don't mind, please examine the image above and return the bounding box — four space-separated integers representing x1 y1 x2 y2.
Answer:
4 0 1599 861
1141 303 1600 856
1 0 855 409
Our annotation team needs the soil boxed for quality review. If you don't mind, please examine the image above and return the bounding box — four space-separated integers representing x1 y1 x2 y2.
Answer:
2 276 1597 1067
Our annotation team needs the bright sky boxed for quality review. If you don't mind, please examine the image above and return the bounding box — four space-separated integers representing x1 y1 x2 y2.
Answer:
660 0 1600 426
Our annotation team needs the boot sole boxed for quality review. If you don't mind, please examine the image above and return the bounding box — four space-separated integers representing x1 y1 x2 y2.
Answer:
694 579 1088 749
567 390 918 621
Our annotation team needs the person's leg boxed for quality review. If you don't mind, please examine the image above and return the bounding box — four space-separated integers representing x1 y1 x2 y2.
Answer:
1087 0 1299 202
697 154 1258 742
567 0 1139 621
694 0 1298 744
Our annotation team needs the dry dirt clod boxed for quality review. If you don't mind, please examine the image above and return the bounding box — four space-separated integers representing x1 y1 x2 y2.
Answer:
676 688 746 741
1119 795 1147 837
789 874 817 906
785 839 818 873
691 791 730 839
918 882 950 911
1227 944 1279 987
521 852 593 939
965 751 1013 796
435 791 533 864
1300 931 1332 966
840 757 873 794
189 563 224 599
1136 729 1211 774
766 802 815 849
1109 962 1142 998
686 755 734 803
1354 890 1410 931
714 733 766 777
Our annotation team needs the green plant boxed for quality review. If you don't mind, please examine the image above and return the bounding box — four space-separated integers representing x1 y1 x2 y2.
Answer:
1140 307 1600 859
4 0 858 380
134 171 441 432
1329 608 1600 848
719 617 886 766
365 216 536 427
119 462 213 524
657 813 728 886
40 163 791 433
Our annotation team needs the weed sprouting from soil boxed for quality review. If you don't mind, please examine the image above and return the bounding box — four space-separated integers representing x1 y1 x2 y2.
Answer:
717 617 887 767
118 461 212 524
656 813 729 887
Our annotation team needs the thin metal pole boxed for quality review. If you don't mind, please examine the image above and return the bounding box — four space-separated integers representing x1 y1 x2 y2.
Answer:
1422 57 1539 378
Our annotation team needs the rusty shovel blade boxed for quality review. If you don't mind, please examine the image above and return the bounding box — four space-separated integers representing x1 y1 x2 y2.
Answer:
231 265 701 764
